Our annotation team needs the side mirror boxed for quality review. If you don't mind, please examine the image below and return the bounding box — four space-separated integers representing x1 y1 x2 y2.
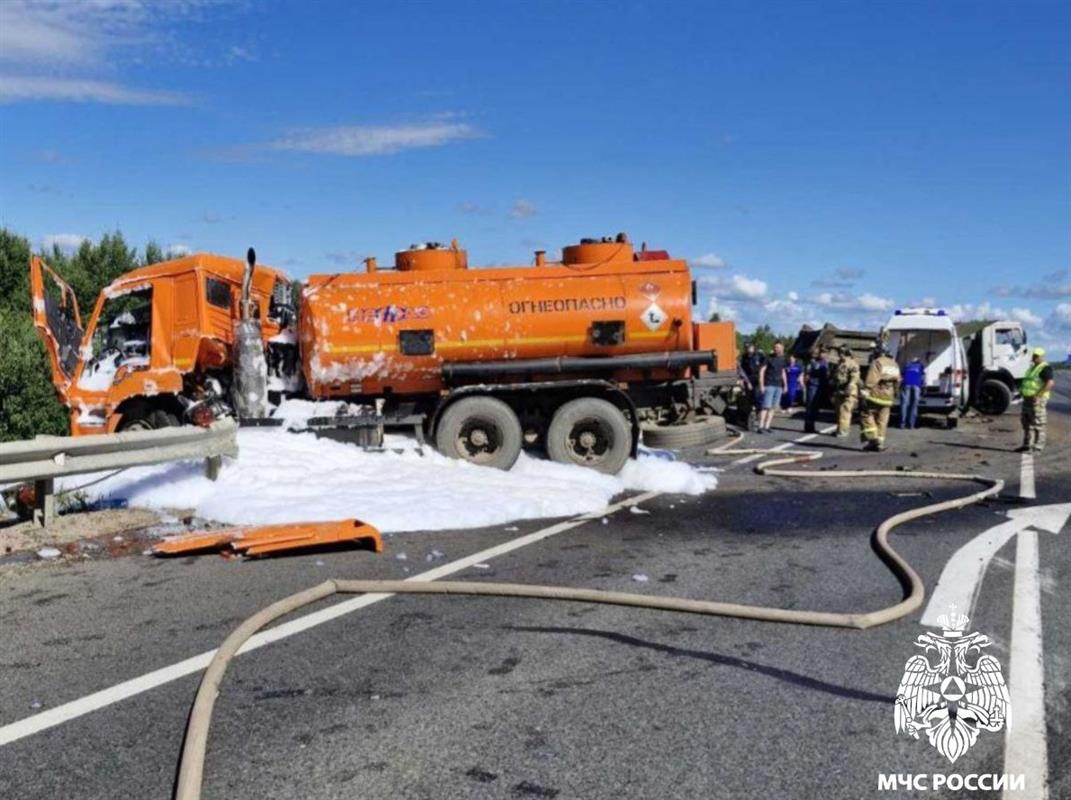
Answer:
246 247 256 269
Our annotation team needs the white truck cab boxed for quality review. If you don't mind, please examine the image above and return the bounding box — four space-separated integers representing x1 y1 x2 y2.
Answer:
958 320 1032 415
883 308 970 426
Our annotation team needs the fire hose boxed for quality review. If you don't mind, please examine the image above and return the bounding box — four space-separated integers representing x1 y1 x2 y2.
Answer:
175 437 1004 800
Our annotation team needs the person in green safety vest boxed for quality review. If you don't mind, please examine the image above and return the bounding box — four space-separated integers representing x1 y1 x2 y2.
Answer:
1018 347 1054 453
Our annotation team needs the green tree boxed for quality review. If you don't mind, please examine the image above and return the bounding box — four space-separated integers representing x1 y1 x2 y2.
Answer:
0 306 68 440
144 240 165 265
0 229 32 316
740 323 797 354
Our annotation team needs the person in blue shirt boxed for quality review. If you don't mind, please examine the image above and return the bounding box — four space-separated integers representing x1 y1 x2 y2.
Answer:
803 348 830 433
782 355 803 410
900 357 925 429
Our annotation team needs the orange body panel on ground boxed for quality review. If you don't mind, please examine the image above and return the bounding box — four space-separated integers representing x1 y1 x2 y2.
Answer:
153 519 383 558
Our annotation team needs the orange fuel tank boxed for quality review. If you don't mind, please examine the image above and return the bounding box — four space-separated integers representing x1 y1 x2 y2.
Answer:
300 237 696 398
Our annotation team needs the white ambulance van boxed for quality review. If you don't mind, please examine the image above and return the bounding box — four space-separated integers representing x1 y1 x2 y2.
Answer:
883 308 970 428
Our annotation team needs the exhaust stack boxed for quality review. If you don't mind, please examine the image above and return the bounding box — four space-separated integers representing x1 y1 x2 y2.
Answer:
233 247 269 419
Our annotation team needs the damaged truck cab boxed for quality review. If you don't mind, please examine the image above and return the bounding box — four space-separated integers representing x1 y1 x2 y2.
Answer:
31 254 295 435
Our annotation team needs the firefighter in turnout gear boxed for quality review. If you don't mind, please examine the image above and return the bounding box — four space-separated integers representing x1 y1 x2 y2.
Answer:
860 344 901 452
831 346 860 437
1018 348 1054 453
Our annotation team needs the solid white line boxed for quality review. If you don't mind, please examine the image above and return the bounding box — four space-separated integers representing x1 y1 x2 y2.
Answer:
1003 530 1048 800
0 490 658 747
1020 452 1036 500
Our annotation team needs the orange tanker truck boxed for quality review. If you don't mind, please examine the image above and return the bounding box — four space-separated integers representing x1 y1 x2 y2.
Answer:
30 233 738 473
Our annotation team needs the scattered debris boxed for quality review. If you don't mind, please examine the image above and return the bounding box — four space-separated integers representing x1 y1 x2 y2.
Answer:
629 506 650 515
36 547 61 560
632 573 649 583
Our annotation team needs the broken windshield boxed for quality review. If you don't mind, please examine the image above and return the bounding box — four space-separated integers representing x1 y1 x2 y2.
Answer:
78 288 153 390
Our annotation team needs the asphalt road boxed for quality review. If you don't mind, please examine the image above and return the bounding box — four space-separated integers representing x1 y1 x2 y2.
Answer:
1 376 1069 800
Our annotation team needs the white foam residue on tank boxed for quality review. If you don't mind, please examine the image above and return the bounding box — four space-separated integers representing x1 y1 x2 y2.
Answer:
310 351 392 384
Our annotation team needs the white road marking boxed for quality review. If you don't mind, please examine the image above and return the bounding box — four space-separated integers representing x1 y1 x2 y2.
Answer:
1001 450 1058 800
1003 530 1048 800
0 422 829 747
732 425 835 465
0 490 657 747
1020 452 1036 500
921 504 1071 627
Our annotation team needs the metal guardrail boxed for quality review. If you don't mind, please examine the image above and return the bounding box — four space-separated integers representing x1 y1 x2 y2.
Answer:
0 420 238 527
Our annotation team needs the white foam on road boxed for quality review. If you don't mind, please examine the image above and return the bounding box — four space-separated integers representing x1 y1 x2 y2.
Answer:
59 429 716 532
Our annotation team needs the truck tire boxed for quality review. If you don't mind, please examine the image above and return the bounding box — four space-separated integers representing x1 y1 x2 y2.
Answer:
977 378 1012 416
435 396 522 470
118 408 180 431
546 398 632 474
641 416 727 449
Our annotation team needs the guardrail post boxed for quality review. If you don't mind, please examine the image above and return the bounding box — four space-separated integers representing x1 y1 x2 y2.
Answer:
204 455 222 481
33 478 54 528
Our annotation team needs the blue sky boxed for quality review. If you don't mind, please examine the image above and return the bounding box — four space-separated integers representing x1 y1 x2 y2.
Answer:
1 0 1069 351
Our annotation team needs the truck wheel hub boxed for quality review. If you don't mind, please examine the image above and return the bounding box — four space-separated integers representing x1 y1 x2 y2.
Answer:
569 420 610 462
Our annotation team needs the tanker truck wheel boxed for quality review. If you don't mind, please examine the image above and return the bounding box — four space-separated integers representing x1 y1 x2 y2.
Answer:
640 416 727 449
118 408 180 431
436 396 523 470
546 398 631 475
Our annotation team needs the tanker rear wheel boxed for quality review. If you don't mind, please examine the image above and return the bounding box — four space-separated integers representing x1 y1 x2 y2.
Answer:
436 396 522 470
546 398 631 475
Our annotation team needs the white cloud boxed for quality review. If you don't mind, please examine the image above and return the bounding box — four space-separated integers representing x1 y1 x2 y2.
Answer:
509 199 538 219
1011 307 1042 327
994 269 1071 300
166 244 192 257
0 1 225 105
0 0 112 65
0 75 189 105
834 267 864 280
787 290 799 302
814 291 893 312
1049 303 1071 330
270 121 482 157
42 233 87 252
225 45 256 64
691 253 727 269
946 301 1008 321
698 273 769 302
704 296 737 321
